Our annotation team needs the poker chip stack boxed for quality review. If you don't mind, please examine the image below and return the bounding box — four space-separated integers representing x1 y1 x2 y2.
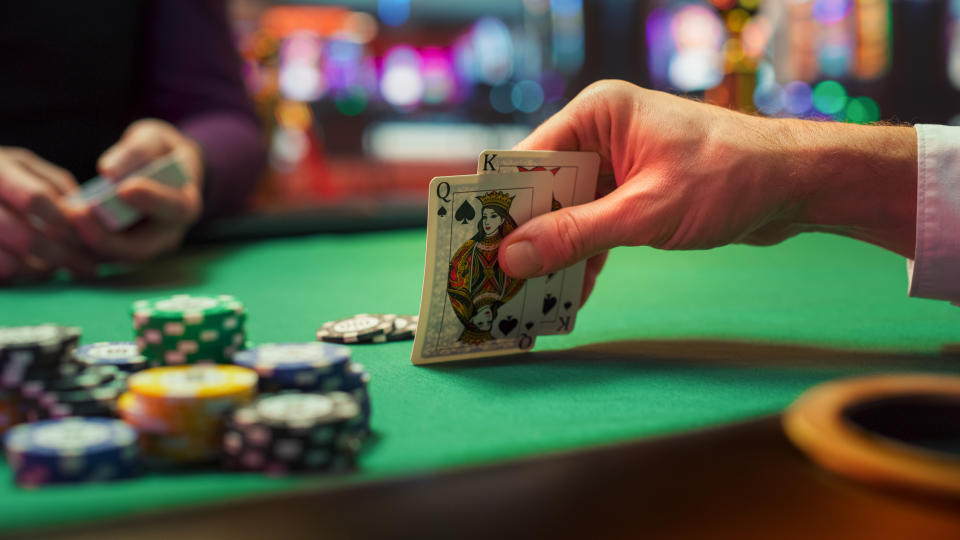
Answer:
17 365 127 422
4 417 141 487
118 365 258 465
232 343 372 435
222 392 365 474
0 389 17 435
0 325 128 423
316 314 417 344
0 324 80 390
131 294 247 366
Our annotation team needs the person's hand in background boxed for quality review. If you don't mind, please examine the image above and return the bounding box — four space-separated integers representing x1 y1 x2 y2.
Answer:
72 119 205 263
498 80 918 304
0 147 97 282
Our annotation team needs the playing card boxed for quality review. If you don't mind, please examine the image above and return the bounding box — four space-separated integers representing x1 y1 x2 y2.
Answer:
70 153 190 231
477 150 600 335
411 171 555 365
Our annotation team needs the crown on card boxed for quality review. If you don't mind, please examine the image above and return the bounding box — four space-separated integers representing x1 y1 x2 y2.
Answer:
477 191 514 213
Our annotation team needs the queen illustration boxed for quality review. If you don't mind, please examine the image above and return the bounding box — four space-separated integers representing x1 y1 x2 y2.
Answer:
447 190 525 344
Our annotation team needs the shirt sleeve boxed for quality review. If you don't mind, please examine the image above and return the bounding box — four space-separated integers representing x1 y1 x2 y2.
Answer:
906 124 960 303
141 0 266 221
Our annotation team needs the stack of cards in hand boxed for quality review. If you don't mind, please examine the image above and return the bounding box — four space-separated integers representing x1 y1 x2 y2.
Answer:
70 154 189 231
412 150 600 364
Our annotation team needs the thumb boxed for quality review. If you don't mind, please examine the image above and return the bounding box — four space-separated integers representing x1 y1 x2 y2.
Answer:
98 121 175 180
499 189 629 278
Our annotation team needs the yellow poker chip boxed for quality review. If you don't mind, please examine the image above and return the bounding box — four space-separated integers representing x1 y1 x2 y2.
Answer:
128 365 257 401
783 373 960 498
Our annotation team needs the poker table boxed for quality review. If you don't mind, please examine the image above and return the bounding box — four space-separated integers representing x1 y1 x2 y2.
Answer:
1 227 959 539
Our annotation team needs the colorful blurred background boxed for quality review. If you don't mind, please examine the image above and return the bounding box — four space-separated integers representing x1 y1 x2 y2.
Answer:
223 0 960 233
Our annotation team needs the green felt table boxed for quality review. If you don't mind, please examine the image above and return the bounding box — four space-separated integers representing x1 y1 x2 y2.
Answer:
1 229 958 535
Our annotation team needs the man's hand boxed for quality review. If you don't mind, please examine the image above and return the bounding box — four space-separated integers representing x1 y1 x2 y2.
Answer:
72 119 205 262
498 80 917 304
0 147 98 281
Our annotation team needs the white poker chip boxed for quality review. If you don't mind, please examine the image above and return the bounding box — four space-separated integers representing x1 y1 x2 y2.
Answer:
316 314 396 344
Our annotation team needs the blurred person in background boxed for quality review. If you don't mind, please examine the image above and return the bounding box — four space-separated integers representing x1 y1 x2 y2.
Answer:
0 0 265 283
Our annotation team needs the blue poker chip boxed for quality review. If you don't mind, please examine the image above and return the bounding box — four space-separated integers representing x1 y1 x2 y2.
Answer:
233 343 351 390
3 417 141 487
74 342 148 373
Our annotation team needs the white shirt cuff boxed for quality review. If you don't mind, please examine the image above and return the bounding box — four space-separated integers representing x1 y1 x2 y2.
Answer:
907 124 960 303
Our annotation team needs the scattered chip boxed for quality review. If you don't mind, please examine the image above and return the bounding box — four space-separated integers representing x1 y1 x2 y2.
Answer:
316 314 396 344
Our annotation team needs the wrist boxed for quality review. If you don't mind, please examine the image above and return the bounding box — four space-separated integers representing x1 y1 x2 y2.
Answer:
774 119 917 258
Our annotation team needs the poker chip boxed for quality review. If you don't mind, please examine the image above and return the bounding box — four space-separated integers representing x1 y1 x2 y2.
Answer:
316 314 396 344
0 325 81 389
222 392 365 474
385 315 418 342
74 342 148 373
130 294 247 366
233 343 351 392
0 390 18 434
17 366 128 422
340 363 372 436
120 365 258 464
0 325 80 363
3 417 141 487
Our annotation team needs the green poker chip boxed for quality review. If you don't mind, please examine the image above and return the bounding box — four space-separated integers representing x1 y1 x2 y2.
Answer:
131 294 245 324
130 294 247 368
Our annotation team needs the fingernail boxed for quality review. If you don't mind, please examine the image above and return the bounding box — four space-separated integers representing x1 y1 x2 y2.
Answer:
502 241 542 277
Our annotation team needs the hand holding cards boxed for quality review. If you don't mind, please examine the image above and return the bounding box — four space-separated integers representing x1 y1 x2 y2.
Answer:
70 153 189 231
412 150 599 365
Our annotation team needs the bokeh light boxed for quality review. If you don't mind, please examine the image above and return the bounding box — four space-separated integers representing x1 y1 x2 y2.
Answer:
343 11 378 44
812 0 853 25
511 80 545 113
670 49 723 92
664 6 725 92
539 70 566 103
811 80 847 115
754 82 784 115
421 48 457 105
279 62 325 102
335 87 368 116
783 81 813 115
472 17 515 85
844 96 880 123
489 84 515 114
381 46 424 109
378 0 410 27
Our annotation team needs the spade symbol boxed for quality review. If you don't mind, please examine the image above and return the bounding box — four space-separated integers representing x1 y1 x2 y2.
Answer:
498 316 518 336
563 301 573 310
455 200 476 224
438 206 448 217
525 322 534 330
542 294 558 315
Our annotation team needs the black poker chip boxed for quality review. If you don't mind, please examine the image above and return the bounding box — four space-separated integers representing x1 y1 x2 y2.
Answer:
385 315 418 342
221 392 366 474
